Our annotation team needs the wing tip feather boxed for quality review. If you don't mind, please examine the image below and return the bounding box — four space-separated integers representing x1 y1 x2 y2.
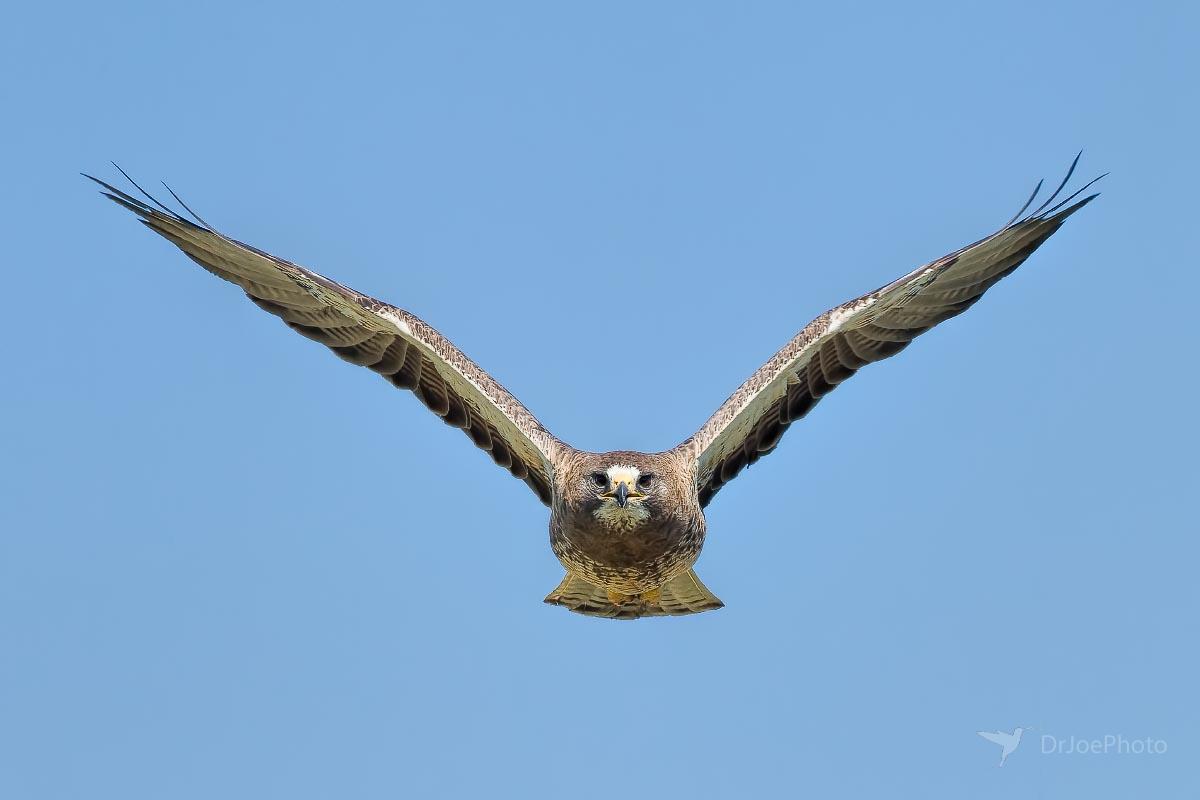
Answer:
86 165 214 232
1011 153 1105 227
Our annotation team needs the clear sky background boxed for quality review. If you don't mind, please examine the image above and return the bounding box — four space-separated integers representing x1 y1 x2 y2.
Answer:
2 1 1197 797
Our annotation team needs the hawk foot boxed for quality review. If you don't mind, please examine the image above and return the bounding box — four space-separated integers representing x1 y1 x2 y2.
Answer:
605 587 661 605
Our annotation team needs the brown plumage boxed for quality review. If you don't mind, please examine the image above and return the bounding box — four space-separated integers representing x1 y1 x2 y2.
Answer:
547 449 710 616
88 156 1100 620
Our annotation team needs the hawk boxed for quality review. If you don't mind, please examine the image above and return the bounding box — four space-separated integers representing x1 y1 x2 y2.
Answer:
89 157 1100 620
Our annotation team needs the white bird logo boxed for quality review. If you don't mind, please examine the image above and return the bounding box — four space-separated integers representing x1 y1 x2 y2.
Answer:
977 727 1028 766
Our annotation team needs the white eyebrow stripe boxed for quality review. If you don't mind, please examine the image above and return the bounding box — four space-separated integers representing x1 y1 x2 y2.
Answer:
606 465 641 483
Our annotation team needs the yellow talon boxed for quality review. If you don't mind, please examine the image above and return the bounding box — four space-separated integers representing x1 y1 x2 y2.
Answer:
606 589 630 605
639 587 662 604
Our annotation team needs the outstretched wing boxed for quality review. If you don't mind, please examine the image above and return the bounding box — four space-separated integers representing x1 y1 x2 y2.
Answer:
90 170 562 504
680 156 1101 506
976 731 1008 746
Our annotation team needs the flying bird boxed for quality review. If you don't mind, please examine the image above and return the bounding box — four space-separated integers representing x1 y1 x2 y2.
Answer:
977 727 1028 766
89 157 1100 620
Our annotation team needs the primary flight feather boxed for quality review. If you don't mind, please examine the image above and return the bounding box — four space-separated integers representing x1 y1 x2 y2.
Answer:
90 157 1099 620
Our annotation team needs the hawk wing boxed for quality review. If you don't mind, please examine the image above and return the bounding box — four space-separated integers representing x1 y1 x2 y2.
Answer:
90 171 562 505
679 157 1101 506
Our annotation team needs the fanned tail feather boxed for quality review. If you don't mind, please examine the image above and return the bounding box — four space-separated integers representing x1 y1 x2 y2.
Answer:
545 570 724 620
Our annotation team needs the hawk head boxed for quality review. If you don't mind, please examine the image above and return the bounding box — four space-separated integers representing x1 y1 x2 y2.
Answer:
563 451 692 532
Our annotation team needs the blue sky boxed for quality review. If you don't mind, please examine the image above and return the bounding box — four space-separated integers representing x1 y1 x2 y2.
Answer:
2 1 1197 797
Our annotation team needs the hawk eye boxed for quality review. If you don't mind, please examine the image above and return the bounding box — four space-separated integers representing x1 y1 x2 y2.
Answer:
590 472 608 489
637 473 654 490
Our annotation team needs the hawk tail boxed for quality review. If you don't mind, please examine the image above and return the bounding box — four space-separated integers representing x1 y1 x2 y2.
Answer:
544 570 724 620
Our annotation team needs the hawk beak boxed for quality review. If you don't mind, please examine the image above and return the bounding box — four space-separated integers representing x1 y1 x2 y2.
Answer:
615 482 629 508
